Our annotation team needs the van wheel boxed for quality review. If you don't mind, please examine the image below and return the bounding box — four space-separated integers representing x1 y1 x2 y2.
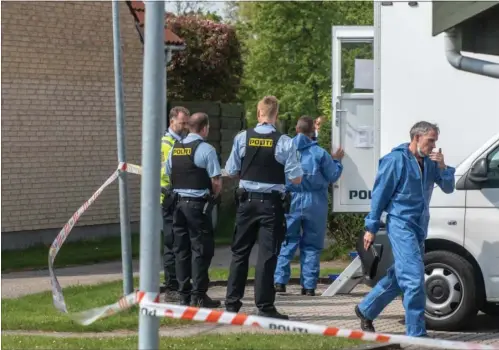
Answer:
480 302 499 316
424 251 478 331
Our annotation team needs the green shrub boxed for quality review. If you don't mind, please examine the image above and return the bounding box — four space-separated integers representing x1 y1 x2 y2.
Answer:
166 14 243 102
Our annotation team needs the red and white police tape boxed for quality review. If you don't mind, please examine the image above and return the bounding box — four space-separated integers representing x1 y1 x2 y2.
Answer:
48 163 498 350
48 162 142 316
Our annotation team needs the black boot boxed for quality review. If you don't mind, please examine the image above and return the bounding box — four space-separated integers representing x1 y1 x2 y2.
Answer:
301 288 315 296
257 308 289 320
225 305 241 313
275 283 286 293
355 305 375 332
179 298 191 306
225 300 242 313
163 290 180 303
192 294 221 309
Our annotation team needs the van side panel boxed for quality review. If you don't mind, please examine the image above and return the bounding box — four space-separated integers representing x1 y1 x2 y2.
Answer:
379 2 499 166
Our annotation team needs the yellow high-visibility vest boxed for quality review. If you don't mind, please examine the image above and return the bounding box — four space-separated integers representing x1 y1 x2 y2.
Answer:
160 133 176 203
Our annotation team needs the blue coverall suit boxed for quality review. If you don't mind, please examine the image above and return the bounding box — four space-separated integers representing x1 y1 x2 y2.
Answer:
358 143 455 337
274 133 343 290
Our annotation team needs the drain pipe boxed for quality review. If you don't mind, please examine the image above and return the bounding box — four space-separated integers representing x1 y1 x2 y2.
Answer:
444 27 499 79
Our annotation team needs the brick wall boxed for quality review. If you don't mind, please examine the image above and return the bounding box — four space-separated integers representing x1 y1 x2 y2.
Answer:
1 1 144 235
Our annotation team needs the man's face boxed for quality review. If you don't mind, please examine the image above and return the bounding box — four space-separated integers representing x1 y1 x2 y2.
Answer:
170 112 188 135
314 117 322 131
416 129 438 156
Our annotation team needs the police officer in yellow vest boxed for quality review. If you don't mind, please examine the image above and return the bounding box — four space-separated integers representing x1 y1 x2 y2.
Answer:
161 106 190 302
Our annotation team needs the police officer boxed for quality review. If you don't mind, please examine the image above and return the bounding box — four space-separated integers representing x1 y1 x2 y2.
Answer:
224 96 303 319
161 106 190 302
165 112 222 308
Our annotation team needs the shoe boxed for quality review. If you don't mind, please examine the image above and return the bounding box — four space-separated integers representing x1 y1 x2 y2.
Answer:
355 305 375 332
225 305 241 313
275 283 286 293
300 288 315 296
257 308 289 320
192 294 221 308
225 301 242 313
179 295 191 306
163 290 180 303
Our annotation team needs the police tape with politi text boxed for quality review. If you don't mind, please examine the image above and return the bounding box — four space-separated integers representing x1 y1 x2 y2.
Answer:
47 163 498 350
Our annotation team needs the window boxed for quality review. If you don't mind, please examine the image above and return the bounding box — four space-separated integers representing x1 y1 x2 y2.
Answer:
486 145 499 185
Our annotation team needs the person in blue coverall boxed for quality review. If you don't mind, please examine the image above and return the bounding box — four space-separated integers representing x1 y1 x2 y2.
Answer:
274 116 344 296
355 121 455 337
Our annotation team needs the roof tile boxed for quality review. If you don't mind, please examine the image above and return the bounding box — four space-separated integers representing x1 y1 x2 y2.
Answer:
128 1 184 46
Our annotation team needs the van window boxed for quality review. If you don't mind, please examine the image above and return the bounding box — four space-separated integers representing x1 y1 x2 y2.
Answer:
486 146 499 187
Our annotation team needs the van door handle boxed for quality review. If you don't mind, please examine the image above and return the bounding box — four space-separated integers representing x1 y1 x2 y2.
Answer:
335 109 347 126
448 220 457 226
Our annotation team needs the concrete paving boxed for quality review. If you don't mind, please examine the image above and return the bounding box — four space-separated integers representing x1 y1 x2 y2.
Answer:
2 283 497 349
2 246 497 349
1 245 348 299
1 246 259 299
199 284 499 349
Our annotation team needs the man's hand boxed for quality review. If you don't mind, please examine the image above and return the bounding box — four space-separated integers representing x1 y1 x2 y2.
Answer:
363 231 375 251
332 146 345 160
290 176 302 185
211 176 222 197
430 148 446 169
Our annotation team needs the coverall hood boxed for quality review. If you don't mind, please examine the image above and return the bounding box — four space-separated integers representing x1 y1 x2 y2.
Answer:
286 134 339 193
294 133 317 150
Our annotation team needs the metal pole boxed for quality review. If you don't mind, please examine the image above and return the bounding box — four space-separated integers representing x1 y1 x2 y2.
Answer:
138 1 165 349
112 0 133 296
164 49 173 131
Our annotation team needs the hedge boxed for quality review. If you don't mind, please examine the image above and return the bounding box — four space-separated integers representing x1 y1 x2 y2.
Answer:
166 13 244 102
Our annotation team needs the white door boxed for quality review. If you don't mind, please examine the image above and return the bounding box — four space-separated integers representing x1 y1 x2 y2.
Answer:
464 144 499 301
331 26 378 213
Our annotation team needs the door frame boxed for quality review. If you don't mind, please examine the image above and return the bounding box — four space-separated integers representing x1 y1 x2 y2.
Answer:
331 25 377 213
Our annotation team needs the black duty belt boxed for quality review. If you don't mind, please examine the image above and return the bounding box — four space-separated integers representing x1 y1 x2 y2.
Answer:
247 192 274 201
178 196 206 202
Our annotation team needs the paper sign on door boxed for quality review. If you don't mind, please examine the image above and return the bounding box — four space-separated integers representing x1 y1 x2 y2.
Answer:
354 126 374 148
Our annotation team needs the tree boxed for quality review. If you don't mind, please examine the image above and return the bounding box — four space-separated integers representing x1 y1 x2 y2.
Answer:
233 1 372 126
166 14 243 102
173 1 202 15
223 2 239 24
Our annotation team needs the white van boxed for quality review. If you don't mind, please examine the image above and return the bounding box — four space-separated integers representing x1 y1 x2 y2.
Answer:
331 2 499 331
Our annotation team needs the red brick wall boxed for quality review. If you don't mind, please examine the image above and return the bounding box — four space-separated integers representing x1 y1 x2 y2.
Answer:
1 1 144 233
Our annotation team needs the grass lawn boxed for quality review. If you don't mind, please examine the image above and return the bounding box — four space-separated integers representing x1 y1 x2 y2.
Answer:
2 208 236 273
1 267 343 332
1 334 363 349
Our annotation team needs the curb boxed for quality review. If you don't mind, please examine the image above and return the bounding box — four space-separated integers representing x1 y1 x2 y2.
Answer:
348 343 401 350
160 277 333 293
